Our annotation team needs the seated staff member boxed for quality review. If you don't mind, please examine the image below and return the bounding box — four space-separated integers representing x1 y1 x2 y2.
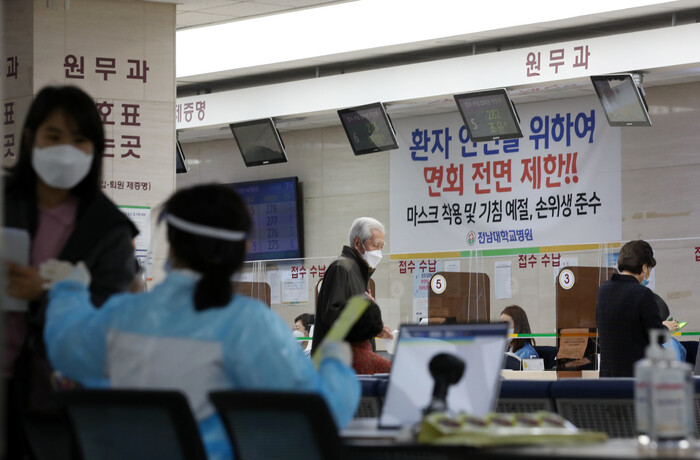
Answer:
43 184 360 460
293 313 314 356
500 305 539 360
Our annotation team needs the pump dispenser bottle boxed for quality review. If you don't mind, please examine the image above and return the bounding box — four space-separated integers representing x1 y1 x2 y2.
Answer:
650 329 694 451
634 329 663 447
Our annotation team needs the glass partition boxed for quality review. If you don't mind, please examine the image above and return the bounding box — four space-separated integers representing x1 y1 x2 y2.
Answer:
237 237 700 369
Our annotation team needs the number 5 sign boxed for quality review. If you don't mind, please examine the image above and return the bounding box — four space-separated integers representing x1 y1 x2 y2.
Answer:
430 274 447 294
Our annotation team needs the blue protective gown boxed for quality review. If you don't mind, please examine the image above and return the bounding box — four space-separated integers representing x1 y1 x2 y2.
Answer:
44 270 360 460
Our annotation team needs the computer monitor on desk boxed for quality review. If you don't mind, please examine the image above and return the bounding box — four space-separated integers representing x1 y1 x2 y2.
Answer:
379 323 508 429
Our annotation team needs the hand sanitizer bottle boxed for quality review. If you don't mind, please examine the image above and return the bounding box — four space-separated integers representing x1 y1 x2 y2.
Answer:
650 329 693 451
634 329 663 448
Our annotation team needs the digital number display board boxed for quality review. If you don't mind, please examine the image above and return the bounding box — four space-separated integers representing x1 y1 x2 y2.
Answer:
229 176 303 261
454 88 523 142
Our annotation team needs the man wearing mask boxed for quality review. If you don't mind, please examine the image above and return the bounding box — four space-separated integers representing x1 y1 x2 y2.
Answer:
311 217 392 354
596 240 676 377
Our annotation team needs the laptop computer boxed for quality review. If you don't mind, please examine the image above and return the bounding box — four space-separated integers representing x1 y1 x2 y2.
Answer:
342 322 508 438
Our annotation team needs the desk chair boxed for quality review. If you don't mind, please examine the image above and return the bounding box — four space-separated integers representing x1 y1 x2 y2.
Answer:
502 354 521 370
56 389 207 460
356 376 382 418
551 378 635 438
681 340 699 366
496 380 555 413
534 345 557 370
210 390 343 460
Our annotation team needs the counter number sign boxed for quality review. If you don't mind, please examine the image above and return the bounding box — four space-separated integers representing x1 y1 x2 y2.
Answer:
431 274 447 294
558 268 575 290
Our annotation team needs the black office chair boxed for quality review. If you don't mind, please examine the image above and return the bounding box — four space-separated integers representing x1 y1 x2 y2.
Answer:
502 354 521 370
551 378 636 438
534 345 557 370
56 389 207 460
210 390 343 460
496 380 555 413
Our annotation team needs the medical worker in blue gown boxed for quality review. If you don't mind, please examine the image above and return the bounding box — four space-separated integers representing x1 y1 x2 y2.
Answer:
43 184 360 460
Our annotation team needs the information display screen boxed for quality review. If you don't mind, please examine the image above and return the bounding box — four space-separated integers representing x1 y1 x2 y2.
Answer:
229 118 288 167
590 74 652 127
454 89 523 142
229 177 303 261
338 102 399 155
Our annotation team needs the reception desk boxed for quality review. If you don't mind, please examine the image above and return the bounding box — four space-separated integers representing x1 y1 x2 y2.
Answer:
501 370 600 380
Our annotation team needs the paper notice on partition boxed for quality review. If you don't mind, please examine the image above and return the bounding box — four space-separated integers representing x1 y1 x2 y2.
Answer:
444 260 460 272
281 270 308 304
557 328 589 359
119 206 151 266
553 257 579 284
494 260 512 299
266 270 281 305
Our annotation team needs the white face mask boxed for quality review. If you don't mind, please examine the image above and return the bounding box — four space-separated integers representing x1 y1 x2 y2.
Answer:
32 144 93 189
361 242 383 269
292 330 306 350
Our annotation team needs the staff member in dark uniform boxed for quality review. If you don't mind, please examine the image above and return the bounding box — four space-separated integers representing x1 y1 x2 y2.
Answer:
311 217 392 354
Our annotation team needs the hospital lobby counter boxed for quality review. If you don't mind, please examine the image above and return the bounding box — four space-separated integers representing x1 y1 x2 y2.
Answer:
501 370 600 380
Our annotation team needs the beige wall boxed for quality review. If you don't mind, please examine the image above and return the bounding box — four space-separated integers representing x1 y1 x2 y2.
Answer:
2 0 176 270
178 81 700 341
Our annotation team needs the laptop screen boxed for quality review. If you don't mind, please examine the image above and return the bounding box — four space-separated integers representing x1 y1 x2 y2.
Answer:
378 322 508 428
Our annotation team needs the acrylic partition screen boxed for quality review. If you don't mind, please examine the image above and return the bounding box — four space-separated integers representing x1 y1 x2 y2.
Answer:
233 238 700 363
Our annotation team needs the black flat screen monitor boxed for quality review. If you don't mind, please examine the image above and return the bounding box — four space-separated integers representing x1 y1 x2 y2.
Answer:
176 140 188 174
229 118 288 167
229 176 303 261
454 88 523 142
337 102 399 155
590 74 652 127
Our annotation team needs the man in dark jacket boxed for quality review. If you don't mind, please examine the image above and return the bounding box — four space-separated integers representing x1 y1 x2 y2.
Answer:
311 217 392 353
596 240 667 377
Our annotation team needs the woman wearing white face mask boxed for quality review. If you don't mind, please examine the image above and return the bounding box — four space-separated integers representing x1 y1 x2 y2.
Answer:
500 305 539 360
3 85 138 460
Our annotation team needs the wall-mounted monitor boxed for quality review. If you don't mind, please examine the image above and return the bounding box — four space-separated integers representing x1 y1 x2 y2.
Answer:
176 140 188 174
229 176 303 262
337 102 399 155
454 88 523 142
229 118 288 167
590 74 652 127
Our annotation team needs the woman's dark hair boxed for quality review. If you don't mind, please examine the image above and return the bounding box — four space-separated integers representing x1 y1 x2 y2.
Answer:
6 85 105 199
345 301 383 343
617 240 656 275
161 184 252 311
294 313 314 335
501 305 535 352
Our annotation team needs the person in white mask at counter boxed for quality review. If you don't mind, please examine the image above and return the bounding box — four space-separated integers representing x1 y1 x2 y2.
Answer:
311 217 393 355
293 312 314 356
500 305 539 360
43 184 360 460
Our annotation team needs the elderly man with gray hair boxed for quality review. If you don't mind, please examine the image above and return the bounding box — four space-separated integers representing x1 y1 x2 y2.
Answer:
311 217 393 360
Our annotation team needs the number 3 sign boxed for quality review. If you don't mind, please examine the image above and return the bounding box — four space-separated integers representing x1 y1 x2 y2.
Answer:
431 274 447 294
558 268 575 290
